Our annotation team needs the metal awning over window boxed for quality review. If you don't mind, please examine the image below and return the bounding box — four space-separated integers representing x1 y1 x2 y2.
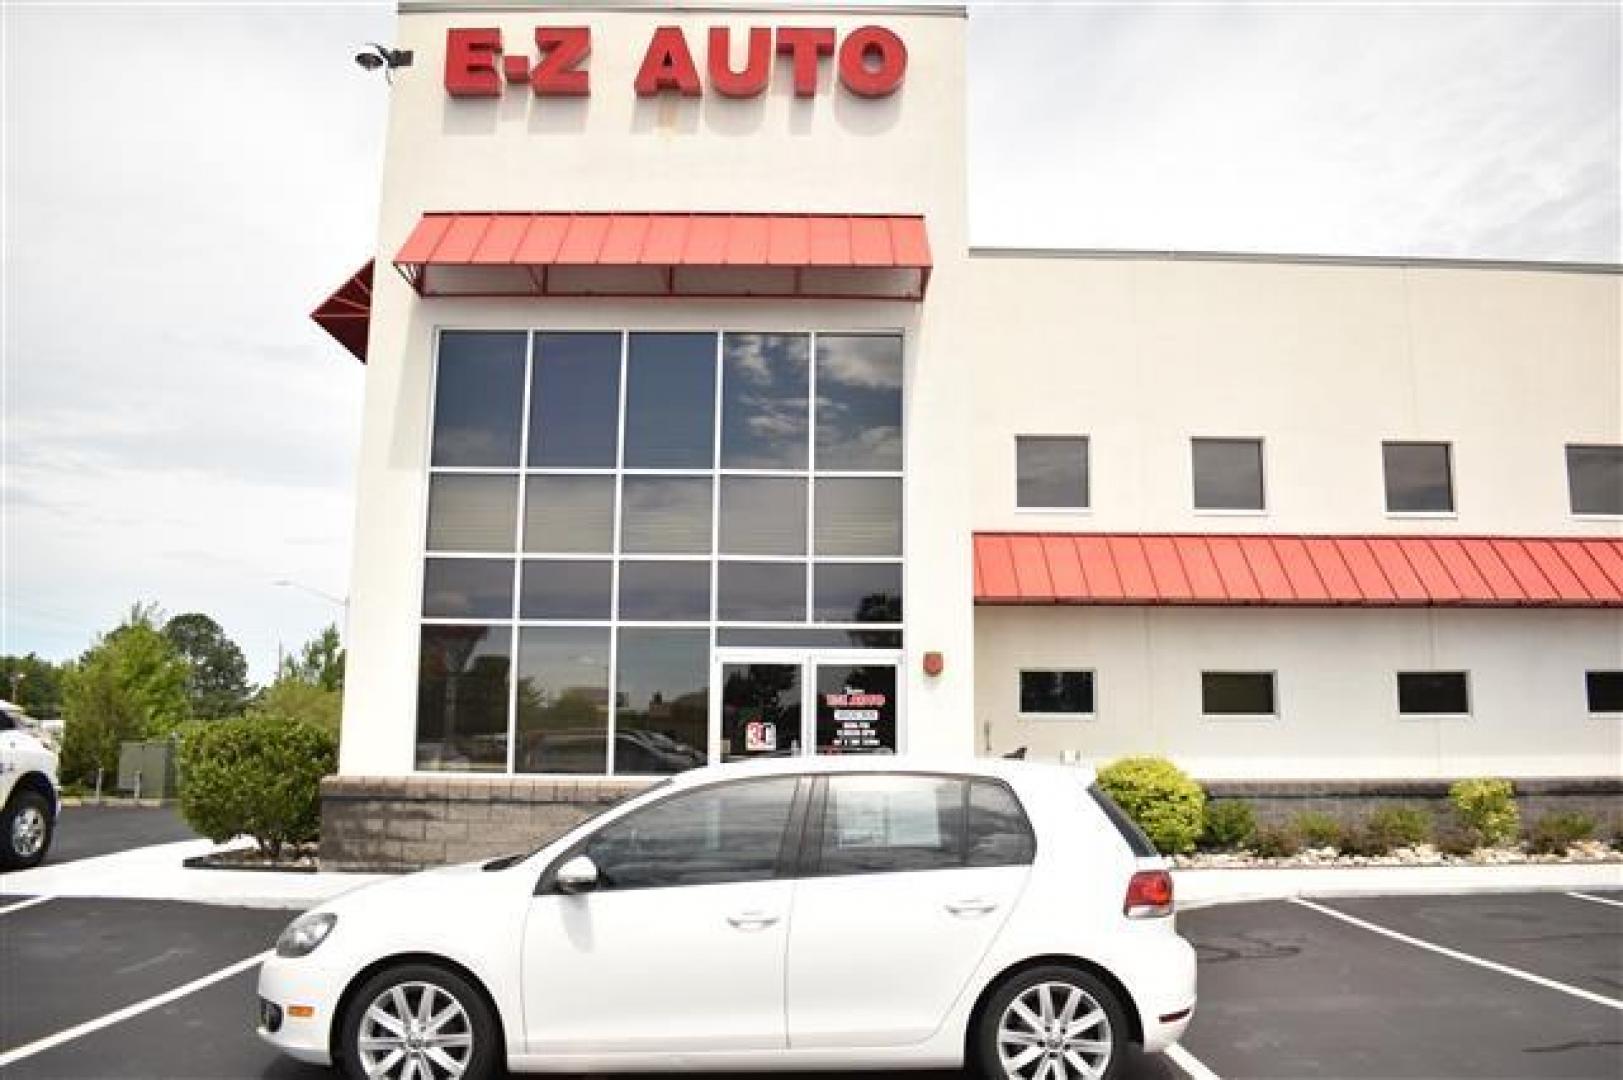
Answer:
974 533 1623 607
311 260 373 363
393 212 932 301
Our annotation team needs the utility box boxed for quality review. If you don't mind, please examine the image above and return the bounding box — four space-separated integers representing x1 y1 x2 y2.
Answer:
117 740 178 799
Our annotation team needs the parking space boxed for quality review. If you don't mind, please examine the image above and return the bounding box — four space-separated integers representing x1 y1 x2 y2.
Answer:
0 891 1616 1079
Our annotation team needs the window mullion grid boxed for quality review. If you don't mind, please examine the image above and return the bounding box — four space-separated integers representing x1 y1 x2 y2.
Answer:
709 333 727 764
505 331 537 776
607 331 630 777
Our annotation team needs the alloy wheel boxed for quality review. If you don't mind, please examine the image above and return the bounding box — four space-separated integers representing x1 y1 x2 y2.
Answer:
11 806 45 858
356 981 475 1080
996 981 1113 1080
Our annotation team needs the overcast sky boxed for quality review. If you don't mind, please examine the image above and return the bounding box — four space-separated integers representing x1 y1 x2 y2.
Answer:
4 1 1618 682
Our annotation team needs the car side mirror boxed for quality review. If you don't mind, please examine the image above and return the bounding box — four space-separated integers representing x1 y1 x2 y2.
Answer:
555 854 599 895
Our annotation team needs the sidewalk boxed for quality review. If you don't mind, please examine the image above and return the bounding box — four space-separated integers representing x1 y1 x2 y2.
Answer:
2 839 387 910
6 839 1619 912
1178 860 1623 909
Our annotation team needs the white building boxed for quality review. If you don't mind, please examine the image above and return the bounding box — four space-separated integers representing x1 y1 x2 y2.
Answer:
311 1 1622 868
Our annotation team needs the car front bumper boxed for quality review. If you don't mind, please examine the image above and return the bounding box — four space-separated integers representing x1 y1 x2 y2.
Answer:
254 954 339 1066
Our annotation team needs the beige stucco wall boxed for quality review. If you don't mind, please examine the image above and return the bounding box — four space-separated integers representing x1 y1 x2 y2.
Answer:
975 606 1623 780
341 4 973 774
964 255 1621 536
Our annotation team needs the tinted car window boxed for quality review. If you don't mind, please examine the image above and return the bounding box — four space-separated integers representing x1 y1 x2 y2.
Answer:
967 781 1036 867
583 778 797 891
818 775 965 876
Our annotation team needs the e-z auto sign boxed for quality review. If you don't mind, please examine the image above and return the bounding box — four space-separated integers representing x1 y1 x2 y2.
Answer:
445 25 907 99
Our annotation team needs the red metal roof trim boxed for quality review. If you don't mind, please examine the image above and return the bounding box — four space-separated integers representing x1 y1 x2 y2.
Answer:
311 260 373 363
393 212 931 301
973 533 1623 607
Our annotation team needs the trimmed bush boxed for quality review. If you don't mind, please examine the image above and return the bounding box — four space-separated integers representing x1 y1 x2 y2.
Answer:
1096 757 1206 855
1448 778 1520 847
1292 811 1342 850
1366 805 1433 850
1201 800 1257 851
178 714 337 859
1251 824 1301 859
1434 824 1480 858
1526 811 1595 855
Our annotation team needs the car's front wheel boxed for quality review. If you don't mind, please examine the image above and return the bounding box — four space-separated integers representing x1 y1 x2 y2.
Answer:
1 789 54 871
974 965 1130 1080
336 963 499 1080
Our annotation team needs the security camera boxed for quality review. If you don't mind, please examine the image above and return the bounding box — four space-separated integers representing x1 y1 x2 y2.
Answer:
354 44 414 80
354 50 386 71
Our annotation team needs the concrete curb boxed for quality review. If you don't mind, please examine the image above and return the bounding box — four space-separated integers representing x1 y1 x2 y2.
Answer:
1177 861 1623 910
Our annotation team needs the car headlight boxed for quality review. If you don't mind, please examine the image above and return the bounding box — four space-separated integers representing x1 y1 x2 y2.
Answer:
275 912 338 958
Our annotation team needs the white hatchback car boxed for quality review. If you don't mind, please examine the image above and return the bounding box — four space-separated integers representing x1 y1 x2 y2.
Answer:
258 757 1196 1080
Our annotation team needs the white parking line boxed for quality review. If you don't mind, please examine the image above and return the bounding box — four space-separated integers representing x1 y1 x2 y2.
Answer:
0 950 272 1069
1291 898 1623 1011
1167 1042 1224 1080
0 895 53 916
1567 891 1623 910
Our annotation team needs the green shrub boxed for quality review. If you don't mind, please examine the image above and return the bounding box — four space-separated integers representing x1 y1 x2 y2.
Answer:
1526 811 1595 855
1292 811 1342 849
1200 800 1257 851
1251 824 1301 859
178 714 337 859
1366 805 1434 850
1096 757 1206 855
1448 778 1520 847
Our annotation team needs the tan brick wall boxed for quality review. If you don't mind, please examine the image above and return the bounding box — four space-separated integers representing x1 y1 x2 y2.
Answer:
320 775 655 872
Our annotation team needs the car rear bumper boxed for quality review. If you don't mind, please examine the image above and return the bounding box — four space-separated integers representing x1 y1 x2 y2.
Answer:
1132 929 1198 1053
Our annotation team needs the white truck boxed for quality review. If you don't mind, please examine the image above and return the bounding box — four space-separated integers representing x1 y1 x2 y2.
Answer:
0 700 59 870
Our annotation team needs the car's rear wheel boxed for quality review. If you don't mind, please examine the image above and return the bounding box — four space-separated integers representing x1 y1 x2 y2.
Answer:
336 964 499 1080
974 965 1129 1080
1 789 53 871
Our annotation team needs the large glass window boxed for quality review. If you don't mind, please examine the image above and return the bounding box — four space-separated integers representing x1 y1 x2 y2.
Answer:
1383 442 1454 513
516 628 610 774
419 330 904 776
1192 437 1265 511
614 629 710 774
722 334 809 468
624 333 716 468
1567 445 1623 515
417 625 512 772
431 332 527 467
815 335 903 471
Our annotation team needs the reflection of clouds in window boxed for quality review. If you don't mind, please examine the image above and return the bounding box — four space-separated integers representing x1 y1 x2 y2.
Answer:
423 559 513 618
722 334 808 468
815 335 903 471
815 478 902 557
427 475 517 552
431 332 526 467
720 477 806 556
1017 437 1088 508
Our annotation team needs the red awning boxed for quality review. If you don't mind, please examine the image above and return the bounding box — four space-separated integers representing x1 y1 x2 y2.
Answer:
311 260 373 363
393 212 931 300
974 533 1623 607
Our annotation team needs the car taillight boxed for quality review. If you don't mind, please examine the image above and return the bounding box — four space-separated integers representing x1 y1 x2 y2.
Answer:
1124 870 1174 919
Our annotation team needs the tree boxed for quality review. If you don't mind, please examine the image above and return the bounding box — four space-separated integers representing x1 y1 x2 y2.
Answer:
280 624 345 693
0 654 65 720
59 611 191 783
252 677 341 738
162 613 252 721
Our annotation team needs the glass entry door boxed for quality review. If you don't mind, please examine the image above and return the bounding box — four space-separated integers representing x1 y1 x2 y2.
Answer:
715 651 900 762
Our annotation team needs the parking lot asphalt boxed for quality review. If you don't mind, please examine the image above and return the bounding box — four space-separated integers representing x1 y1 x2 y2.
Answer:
0 891 1616 1080
45 804 199 865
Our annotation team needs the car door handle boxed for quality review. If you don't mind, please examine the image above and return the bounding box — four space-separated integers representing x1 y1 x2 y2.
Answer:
945 898 999 918
726 911 781 931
